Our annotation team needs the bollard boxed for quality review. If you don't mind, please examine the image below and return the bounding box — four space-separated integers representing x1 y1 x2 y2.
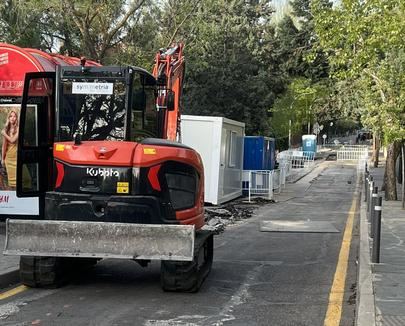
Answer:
370 187 378 237
367 176 373 206
372 196 383 263
365 177 369 204
368 181 374 219
364 173 369 203
367 180 374 216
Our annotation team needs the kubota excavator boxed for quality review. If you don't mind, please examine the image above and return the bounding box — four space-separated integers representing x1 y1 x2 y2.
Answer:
4 44 214 292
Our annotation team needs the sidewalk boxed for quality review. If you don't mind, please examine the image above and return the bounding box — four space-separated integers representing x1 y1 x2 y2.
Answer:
357 162 405 326
0 222 20 288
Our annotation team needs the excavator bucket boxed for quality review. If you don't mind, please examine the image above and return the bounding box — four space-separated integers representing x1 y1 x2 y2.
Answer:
4 219 195 261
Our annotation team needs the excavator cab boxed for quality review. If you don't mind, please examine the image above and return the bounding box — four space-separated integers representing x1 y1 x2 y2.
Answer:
56 66 158 142
5 52 214 292
17 67 158 197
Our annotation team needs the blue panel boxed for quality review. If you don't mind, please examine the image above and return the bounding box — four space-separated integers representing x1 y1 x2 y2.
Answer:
243 136 276 170
243 137 263 170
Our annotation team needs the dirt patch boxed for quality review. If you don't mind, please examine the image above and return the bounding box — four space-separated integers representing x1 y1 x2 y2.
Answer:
203 197 275 233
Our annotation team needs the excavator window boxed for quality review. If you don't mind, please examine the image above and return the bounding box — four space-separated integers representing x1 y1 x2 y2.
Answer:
130 74 158 141
58 78 127 141
55 67 159 143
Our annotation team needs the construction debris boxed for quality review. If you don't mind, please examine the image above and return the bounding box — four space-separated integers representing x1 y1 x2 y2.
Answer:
203 197 275 234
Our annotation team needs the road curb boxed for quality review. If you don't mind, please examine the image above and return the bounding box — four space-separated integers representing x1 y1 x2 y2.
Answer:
0 268 20 290
356 186 376 326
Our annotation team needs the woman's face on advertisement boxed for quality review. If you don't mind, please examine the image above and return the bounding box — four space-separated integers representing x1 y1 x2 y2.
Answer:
9 112 17 125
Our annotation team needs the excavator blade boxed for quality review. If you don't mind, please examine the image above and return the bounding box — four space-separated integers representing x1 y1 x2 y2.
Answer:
4 219 195 261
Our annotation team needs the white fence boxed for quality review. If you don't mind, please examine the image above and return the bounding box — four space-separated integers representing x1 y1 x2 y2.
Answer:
277 150 315 169
336 145 368 161
242 162 290 202
242 149 316 202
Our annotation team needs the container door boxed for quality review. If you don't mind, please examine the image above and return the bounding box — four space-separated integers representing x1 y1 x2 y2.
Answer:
17 72 55 197
218 128 227 200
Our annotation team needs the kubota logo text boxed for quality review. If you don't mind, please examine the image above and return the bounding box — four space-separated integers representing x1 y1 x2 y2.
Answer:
86 168 119 177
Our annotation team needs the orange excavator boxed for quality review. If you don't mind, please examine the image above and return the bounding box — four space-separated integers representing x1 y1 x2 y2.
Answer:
4 44 214 292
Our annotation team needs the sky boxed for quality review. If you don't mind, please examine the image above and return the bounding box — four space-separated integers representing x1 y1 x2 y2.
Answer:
272 0 291 22
273 0 289 8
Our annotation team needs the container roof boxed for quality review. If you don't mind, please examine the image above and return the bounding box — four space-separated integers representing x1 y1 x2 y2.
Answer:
0 43 100 97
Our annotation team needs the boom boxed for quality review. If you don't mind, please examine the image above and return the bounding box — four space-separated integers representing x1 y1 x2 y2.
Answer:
153 43 185 141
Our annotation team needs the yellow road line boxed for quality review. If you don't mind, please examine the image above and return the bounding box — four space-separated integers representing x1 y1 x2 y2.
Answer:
324 183 359 326
0 285 28 300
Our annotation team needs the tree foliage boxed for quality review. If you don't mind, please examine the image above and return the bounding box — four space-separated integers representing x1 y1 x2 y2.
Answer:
1 0 402 151
0 0 44 48
269 0 337 143
313 0 405 199
312 0 404 143
174 0 284 135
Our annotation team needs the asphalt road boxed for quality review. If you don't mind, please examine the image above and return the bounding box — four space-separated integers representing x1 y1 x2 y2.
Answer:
0 162 360 326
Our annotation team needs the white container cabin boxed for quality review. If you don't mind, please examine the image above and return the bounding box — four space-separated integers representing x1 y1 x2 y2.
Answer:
181 115 245 205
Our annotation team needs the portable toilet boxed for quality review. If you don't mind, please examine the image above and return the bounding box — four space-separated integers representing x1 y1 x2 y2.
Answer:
302 135 317 152
243 136 275 170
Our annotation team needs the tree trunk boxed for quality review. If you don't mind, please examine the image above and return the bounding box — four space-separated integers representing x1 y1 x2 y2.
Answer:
385 141 400 200
401 142 405 209
373 134 380 168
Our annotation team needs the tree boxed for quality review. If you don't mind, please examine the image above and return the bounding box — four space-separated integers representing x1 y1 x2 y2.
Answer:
0 0 44 48
288 0 331 82
312 0 405 200
269 0 334 144
270 77 339 147
13 0 152 63
167 0 284 135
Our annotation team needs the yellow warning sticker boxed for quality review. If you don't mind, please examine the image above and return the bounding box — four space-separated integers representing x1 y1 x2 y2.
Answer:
55 144 65 152
143 148 156 155
117 182 129 194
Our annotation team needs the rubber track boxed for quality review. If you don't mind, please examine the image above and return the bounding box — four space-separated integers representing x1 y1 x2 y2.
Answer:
20 257 97 288
161 230 214 292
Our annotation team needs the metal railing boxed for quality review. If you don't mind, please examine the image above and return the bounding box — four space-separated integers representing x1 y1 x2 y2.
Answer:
277 150 315 169
242 170 274 201
242 162 291 202
336 145 368 161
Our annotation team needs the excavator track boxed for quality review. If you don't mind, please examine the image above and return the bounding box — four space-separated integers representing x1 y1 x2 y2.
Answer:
20 257 72 288
20 257 97 288
160 230 214 292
